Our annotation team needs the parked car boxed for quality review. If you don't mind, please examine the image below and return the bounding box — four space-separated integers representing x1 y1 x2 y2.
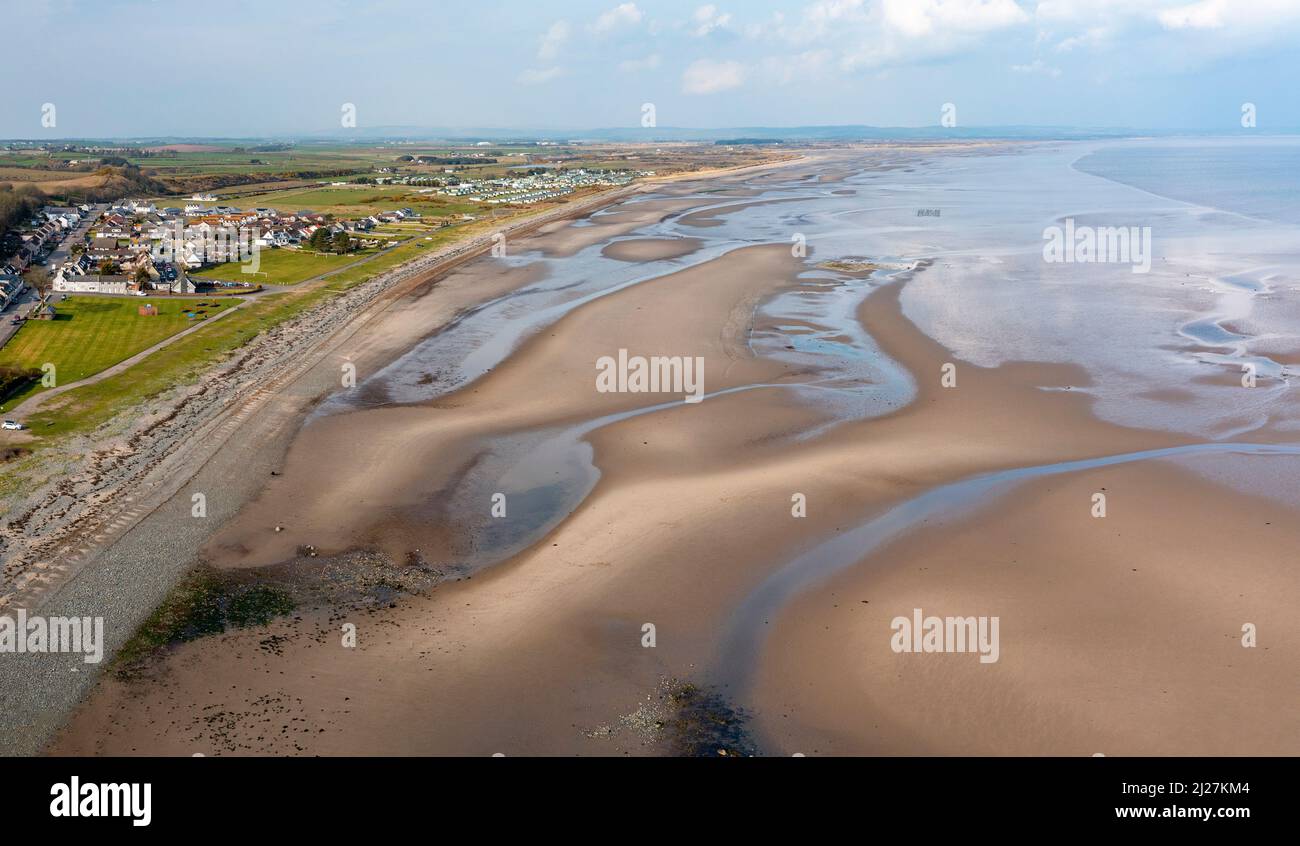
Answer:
2 420 24 431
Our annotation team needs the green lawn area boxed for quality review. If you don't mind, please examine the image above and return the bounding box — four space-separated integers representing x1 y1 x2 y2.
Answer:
0 297 232 408
192 246 380 286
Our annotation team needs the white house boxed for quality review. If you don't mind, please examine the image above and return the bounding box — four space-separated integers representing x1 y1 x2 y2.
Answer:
53 267 129 294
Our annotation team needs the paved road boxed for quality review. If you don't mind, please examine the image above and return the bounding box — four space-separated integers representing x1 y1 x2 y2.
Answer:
44 203 108 272
0 286 41 351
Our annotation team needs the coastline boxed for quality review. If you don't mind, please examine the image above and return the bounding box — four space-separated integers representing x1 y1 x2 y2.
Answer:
12 142 1299 757
0 153 808 756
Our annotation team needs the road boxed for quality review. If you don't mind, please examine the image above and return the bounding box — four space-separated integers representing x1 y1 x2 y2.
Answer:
43 202 108 272
0 285 41 351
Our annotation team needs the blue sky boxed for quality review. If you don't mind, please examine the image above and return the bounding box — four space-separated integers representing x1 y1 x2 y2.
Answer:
5 0 1300 137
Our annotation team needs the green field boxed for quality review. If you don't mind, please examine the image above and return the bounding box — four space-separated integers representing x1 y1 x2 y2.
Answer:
192 246 386 286
0 297 233 407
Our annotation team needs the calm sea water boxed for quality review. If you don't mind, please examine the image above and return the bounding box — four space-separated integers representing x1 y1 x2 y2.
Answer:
1075 138 1300 226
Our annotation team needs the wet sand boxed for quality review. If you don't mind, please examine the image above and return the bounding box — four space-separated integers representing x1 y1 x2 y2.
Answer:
756 459 1300 756
46 145 1300 757
602 237 704 262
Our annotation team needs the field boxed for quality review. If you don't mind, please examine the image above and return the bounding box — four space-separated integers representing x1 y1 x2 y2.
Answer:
0 296 232 407
192 246 386 286
0 165 109 191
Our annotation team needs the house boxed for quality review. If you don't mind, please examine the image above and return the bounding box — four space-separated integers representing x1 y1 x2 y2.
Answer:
42 207 81 228
256 230 291 248
53 268 129 294
87 238 123 261
49 252 91 278
95 213 132 240
0 274 24 308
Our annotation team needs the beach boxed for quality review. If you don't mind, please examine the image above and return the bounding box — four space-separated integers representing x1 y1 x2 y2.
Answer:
18 140 1300 756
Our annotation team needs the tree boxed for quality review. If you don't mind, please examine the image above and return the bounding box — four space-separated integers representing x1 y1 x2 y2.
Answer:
134 265 153 287
98 259 116 276
331 231 351 254
25 266 52 297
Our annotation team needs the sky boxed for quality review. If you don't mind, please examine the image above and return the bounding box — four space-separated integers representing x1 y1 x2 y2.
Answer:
4 0 1300 137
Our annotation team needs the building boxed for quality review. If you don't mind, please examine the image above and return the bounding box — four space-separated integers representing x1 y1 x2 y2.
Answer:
53 268 131 294
0 274 24 309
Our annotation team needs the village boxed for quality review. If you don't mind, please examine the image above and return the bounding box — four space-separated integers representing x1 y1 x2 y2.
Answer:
3 198 435 302
1 165 648 313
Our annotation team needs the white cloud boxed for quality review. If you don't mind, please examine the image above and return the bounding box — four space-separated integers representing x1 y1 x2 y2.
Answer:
1010 58 1062 77
1037 0 1300 52
882 0 1028 38
691 5 734 37
839 0 1027 71
1158 1 1226 29
682 58 746 94
517 67 564 85
592 3 643 35
619 53 662 72
1053 26 1111 52
781 0 868 45
538 21 570 60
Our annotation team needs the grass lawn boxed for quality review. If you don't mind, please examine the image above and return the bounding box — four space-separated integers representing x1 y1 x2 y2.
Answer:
0 296 232 407
192 246 379 286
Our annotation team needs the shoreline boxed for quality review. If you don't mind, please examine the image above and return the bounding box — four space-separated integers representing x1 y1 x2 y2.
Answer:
0 152 812 755
16 142 1299 757
51 251 1291 755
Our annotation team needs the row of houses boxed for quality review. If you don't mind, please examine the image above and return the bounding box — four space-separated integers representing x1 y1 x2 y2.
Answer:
0 273 26 309
53 264 195 295
2 205 89 275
